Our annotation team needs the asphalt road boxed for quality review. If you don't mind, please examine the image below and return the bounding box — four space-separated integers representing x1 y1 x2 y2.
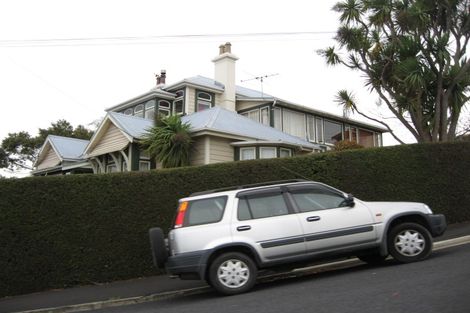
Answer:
90 245 470 313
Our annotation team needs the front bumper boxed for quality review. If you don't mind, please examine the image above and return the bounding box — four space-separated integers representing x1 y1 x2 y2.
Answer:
165 250 211 280
425 214 447 237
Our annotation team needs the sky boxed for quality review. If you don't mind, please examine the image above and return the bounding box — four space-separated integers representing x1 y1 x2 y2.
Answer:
0 0 427 176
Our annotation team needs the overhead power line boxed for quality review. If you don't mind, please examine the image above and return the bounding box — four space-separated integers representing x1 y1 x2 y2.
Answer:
0 31 336 48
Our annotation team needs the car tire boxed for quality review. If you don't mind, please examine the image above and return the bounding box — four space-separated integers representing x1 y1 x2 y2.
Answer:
387 222 432 263
149 227 168 268
208 252 257 295
357 253 387 265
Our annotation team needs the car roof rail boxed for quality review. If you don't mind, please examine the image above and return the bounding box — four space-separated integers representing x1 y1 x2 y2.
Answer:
189 179 310 197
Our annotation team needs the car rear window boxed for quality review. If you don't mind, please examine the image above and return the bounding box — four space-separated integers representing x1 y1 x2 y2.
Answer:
185 196 227 227
238 193 289 220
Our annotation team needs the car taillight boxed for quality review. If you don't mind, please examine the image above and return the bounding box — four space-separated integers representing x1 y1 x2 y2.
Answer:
174 201 188 228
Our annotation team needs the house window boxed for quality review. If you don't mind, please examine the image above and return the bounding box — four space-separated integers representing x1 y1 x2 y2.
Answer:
158 100 171 116
375 132 382 147
358 129 374 147
174 90 184 115
196 91 213 111
243 109 260 122
124 108 133 115
144 100 156 119
280 148 292 158
240 147 256 160
351 127 358 142
261 107 270 125
273 107 282 130
134 104 144 118
316 117 324 143
260 147 276 159
139 161 151 171
324 120 343 144
282 109 306 139
307 116 316 142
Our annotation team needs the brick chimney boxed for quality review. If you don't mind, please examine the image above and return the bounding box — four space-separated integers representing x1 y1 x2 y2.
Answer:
156 69 166 86
212 42 238 111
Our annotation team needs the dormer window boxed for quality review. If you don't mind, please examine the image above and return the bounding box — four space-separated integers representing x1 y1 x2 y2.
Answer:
144 100 156 119
173 90 185 115
158 100 171 116
196 91 213 112
134 104 144 118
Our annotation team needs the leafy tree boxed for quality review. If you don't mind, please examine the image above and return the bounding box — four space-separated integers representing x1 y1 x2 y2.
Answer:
318 0 470 143
0 120 94 171
1 132 37 170
141 115 192 168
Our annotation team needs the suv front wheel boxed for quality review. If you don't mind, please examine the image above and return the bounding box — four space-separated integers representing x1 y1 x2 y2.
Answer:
387 222 432 263
208 252 257 295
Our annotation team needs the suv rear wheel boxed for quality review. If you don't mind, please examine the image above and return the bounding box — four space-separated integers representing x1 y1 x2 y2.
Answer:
149 227 168 268
387 222 432 263
208 252 257 295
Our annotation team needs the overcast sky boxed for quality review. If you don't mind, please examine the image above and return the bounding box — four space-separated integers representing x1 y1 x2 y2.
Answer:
0 0 422 176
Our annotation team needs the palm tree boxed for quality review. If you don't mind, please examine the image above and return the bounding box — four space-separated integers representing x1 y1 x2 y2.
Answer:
318 0 470 143
141 114 192 168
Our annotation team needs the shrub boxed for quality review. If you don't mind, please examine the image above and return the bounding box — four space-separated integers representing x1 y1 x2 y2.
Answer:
0 142 469 297
333 140 364 151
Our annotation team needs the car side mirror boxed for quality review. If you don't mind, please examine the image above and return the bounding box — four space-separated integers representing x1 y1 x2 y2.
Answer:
344 194 355 207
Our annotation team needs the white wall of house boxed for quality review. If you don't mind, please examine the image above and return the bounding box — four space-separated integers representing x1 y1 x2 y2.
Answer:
88 123 130 157
37 146 60 170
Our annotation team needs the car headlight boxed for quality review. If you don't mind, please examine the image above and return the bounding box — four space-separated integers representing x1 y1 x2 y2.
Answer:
423 204 433 214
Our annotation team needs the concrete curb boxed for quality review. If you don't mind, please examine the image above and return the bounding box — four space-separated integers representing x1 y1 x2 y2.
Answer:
12 235 470 313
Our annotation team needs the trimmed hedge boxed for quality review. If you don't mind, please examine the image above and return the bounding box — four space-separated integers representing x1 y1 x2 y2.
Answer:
0 142 469 297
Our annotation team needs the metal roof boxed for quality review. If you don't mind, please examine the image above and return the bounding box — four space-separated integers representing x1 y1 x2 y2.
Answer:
165 75 225 92
182 107 318 150
47 135 89 160
108 112 154 138
105 108 317 150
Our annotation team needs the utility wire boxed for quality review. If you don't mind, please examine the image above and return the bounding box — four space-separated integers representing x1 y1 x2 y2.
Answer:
0 31 335 47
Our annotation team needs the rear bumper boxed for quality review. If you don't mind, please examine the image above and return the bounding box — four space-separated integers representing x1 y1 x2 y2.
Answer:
165 250 211 280
426 214 447 237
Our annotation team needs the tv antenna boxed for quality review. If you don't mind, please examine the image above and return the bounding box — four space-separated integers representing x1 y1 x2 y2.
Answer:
240 73 279 97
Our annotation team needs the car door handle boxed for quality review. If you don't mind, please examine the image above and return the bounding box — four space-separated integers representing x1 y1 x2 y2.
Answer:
306 216 321 222
237 225 251 231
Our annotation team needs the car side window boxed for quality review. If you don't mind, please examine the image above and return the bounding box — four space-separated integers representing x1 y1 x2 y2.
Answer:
291 188 347 212
186 196 227 226
238 193 289 220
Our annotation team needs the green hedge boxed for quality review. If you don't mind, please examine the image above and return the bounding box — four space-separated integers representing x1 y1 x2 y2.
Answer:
0 142 469 297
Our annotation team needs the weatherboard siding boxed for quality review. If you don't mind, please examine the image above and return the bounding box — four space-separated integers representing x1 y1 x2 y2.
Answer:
37 146 60 170
189 137 206 166
89 124 130 156
208 136 234 163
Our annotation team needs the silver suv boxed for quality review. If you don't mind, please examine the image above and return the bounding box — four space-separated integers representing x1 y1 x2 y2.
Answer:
149 180 446 295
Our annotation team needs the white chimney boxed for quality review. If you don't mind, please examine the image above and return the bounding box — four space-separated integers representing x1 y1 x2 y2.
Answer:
212 42 238 111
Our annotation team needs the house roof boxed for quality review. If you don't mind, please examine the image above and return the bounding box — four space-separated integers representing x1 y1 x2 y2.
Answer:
83 112 153 156
105 74 386 133
34 135 89 167
182 107 318 150
165 75 225 93
92 108 318 151
105 88 177 112
108 112 154 138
